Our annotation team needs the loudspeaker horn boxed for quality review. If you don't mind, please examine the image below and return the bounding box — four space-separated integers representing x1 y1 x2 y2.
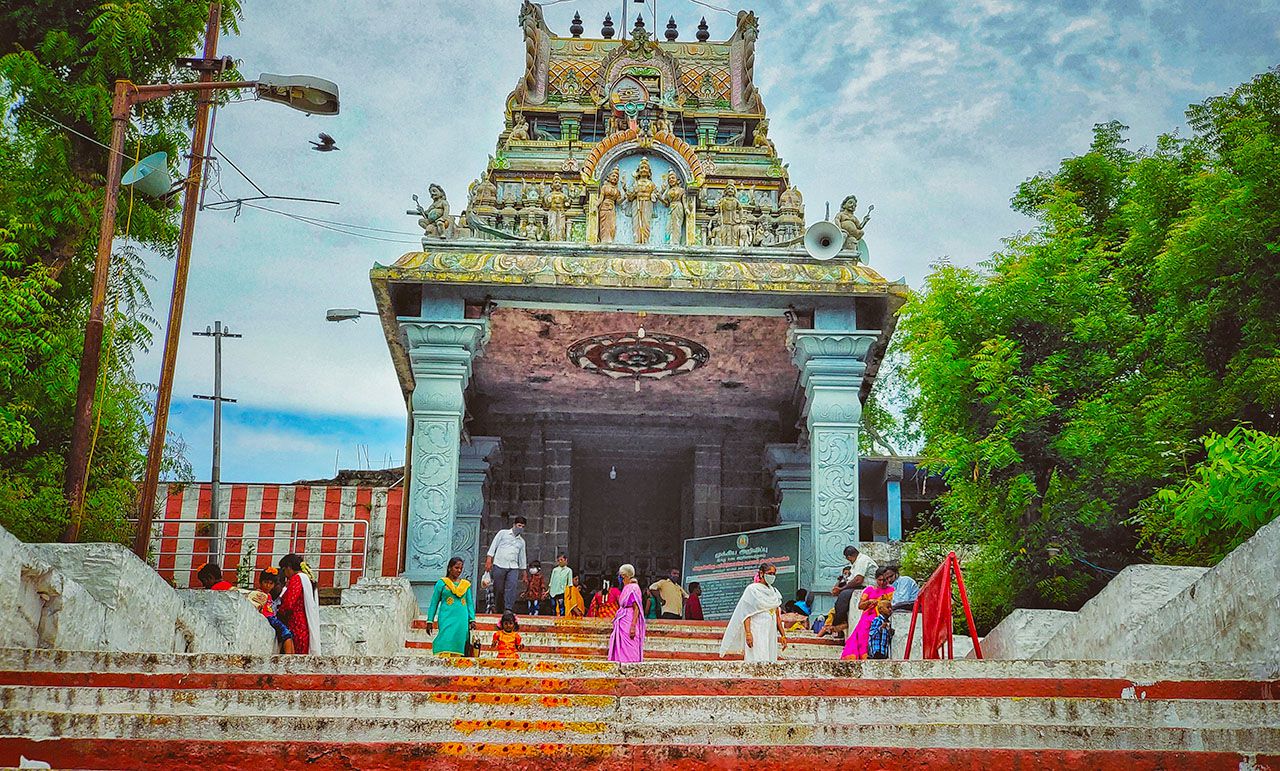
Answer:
120 151 176 199
803 220 845 261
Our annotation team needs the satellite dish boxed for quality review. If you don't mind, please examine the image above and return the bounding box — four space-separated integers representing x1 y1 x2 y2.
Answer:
120 151 175 199
803 220 845 261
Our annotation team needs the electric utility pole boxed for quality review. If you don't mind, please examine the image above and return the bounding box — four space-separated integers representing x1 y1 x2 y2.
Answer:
192 321 240 566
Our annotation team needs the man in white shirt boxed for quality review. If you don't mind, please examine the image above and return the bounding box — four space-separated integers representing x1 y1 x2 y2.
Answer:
485 515 527 613
832 544 877 595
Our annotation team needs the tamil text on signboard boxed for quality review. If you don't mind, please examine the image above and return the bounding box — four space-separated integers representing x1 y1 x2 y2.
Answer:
681 525 801 621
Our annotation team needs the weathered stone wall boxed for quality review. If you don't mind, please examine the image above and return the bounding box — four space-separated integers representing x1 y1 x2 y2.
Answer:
977 609 1076 660
1033 564 1208 661
174 590 276 654
1122 517 1280 663
0 525 306 656
320 576 418 656
27 542 182 653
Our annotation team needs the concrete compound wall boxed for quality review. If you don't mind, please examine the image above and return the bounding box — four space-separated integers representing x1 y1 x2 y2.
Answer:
976 609 1075 660
1123 517 1280 663
26 541 182 653
983 517 1280 663
321 577 419 656
1032 564 1208 661
0 525 309 656
174 590 276 654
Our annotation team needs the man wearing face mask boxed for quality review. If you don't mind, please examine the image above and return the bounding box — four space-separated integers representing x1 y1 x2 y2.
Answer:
485 515 528 614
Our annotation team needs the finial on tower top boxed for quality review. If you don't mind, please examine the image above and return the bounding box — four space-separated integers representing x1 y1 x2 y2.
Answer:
696 17 710 42
602 12 615 38
633 13 645 31
570 11 584 37
665 16 679 41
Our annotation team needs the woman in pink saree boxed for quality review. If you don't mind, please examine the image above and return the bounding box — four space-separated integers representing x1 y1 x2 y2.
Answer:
607 563 646 663
841 566 895 660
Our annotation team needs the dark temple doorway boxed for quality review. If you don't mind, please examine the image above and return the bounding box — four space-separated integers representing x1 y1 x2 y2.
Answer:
571 452 690 588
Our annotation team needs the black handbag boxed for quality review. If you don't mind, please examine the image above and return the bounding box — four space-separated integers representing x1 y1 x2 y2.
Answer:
465 633 482 658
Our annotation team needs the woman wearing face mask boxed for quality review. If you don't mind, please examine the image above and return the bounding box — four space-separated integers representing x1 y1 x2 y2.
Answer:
719 562 788 663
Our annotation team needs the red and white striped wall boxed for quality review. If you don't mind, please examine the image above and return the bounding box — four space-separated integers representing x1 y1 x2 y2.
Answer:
149 483 405 589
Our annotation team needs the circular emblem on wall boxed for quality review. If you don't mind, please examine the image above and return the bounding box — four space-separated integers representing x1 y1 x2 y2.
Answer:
737 534 750 550
567 332 710 380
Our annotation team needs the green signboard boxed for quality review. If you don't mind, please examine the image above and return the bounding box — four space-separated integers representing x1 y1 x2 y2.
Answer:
682 525 801 621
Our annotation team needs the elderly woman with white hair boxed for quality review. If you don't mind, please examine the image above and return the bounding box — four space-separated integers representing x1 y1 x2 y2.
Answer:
607 563 646 662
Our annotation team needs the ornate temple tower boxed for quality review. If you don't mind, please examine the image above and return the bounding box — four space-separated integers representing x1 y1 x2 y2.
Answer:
374 3 902 611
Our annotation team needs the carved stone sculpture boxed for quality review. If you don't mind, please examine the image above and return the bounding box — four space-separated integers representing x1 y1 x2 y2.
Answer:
409 184 461 243
713 182 746 247
545 174 570 241
624 157 659 243
598 167 623 243
506 114 530 145
660 170 686 244
752 119 776 154
834 194 873 248
470 174 498 210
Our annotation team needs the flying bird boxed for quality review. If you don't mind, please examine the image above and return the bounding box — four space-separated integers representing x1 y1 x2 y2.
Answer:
310 132 339 151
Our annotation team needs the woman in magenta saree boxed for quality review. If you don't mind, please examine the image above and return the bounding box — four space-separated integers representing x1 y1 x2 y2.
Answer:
607 563 646 663
841 566 895 660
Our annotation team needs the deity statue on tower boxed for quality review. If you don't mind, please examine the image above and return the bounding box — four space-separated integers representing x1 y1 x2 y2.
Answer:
545 174 570 241
835 194 873 247
624 157 659 244
597 167 623 243
713 181 745 247
660 170 686 245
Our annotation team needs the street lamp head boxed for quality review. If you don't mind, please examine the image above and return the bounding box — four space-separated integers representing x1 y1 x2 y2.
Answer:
255 74 340 115
326 308 364 323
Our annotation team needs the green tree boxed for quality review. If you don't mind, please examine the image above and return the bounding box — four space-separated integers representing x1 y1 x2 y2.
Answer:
899 70 1280 618
0 2 237 542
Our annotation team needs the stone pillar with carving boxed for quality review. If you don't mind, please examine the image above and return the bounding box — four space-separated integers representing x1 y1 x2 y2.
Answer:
455 436 502 586
400 318 488 607
765 443 813 592
789 329 878 605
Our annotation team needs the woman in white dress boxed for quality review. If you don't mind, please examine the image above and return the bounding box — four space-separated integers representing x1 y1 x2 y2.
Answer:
719 563 788 662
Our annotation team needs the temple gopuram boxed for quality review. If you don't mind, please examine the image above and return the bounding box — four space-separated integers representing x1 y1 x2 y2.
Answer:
370 3 909 608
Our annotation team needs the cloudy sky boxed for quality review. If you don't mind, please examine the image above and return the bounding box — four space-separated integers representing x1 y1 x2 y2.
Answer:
138 0 1279 483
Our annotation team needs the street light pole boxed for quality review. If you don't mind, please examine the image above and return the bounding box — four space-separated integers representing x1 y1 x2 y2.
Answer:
193 321 240 566
130 3 225 559
60 0 338 550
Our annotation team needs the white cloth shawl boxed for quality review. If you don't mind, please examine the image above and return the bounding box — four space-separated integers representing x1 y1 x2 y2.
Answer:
298 572 324 655
719 581 783 657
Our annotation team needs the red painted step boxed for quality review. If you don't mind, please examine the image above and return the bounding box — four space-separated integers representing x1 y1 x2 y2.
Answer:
2 738 1274 771
5 669 1275 701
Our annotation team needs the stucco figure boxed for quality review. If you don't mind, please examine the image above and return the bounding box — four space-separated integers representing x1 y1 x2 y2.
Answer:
753 119 776 154
835 195 873 248
410 184 459 242
660 170 686 244
713 182 746 247
507 114 530 145
546 174 570 241
598 167 623 242
624 158 659 244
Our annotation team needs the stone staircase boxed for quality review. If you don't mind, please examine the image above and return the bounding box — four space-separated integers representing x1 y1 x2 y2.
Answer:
407 613 845 660
2 648 1277 769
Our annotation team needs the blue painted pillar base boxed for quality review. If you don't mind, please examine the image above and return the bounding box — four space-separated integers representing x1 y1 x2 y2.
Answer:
399 318 488 604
